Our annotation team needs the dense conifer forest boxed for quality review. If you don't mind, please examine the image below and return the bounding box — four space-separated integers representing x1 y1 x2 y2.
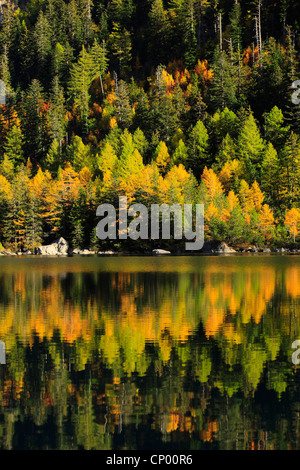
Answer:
0 0 300 251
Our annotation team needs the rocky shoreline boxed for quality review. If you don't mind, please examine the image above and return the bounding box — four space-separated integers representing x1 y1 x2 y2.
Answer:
0 238 299 256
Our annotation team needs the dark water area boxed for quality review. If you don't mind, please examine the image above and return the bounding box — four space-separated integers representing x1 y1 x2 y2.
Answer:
0 255 300 450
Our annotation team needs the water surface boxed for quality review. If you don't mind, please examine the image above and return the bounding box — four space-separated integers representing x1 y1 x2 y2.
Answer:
0 254 300 450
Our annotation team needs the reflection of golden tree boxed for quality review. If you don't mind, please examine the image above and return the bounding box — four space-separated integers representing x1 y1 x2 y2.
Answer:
286 266 300 298
0 263 282 359
0 273 100 348
202 266 275 338
0 261 298 377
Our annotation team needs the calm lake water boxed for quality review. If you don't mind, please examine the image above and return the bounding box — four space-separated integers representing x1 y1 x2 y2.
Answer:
1 254 300 450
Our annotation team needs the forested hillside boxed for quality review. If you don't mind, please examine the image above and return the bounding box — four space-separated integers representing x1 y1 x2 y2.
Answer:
0 0 299 251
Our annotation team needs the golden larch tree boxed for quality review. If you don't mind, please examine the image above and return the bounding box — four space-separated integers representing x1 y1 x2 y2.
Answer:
285 208 300 242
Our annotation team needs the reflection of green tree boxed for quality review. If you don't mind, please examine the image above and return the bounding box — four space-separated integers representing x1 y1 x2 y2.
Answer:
8 342 25 383
243 344 268 392
194 350 212 384
71 377 111 450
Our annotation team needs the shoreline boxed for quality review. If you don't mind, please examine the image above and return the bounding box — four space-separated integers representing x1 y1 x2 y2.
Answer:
1 249 300 257
1 238 299 257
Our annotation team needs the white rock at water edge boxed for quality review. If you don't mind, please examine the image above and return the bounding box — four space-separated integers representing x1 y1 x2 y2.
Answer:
213 242 236 253
152 249 171 255
35 237 69 256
